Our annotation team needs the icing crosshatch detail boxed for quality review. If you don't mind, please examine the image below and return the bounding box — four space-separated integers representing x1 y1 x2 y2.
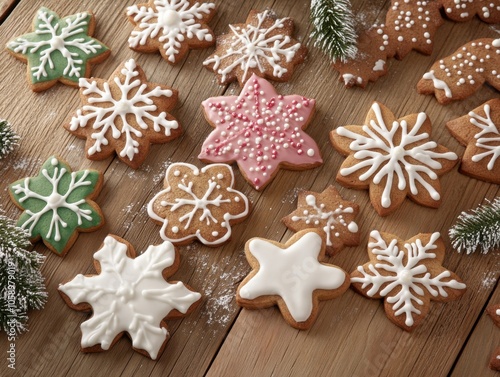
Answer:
59 235 201 359
6 7 110 91
126 0 216 64
8 156 104 256
66 59 181 169
148 162 250 246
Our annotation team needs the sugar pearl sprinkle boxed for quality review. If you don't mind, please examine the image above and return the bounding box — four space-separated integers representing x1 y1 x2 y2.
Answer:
199 75 322 190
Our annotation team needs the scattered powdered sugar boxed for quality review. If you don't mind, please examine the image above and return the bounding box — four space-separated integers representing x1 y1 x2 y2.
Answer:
152 159 172 185
481 271 498 289
281 187 306 204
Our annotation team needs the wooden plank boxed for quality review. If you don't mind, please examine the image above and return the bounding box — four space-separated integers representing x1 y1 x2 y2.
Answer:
0 0 16 22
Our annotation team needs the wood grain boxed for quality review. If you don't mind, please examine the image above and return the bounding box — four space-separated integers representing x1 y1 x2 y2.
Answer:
0 0 499 376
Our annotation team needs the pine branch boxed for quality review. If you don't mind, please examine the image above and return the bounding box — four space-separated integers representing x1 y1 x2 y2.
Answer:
449 197 500 254
310 0 358 63
0 119 19 159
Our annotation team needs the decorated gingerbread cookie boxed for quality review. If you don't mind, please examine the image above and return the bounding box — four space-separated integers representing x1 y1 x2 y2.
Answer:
203 9 307 86
199 74 322 190
440 0 500 23
126 0 216 64
236 229 350 330
330 102 458 216
66 59 181 169
487 304 500 370
282 185 360 256
6 7 110 92
59 235 201 359
8 156 104 256
446 99 500 184
351 230 466 331
417 38 500 104
148 162 250 246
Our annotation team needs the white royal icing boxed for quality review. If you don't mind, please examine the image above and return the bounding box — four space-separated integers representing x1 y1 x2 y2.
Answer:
468 104 500 170
351 231 466 327
336 102 457 208
59 236 201 359
422 71 452 98
239 231 347 323
69 59 178 161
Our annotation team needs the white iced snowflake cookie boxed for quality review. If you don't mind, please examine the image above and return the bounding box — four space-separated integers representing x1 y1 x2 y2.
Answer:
351 230 466 331
126 0 216 64
148 162 250 246
59 235 201 359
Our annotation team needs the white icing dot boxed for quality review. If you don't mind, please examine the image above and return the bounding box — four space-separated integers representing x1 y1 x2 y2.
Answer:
212 231 218 237
51 158 58 166
306 148 315 157
347 222 358 233
172 226 179 233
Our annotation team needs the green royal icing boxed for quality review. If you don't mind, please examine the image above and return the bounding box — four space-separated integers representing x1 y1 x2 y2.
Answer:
9 156 103 254
7 7 109 84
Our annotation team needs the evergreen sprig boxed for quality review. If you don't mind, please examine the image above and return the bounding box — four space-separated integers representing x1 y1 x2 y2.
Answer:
0 119 19 159
449 197 500 254
310 0 358 63
0 213 47 336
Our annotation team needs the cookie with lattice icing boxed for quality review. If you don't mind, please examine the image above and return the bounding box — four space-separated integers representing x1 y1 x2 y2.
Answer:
203 9 307 86
6 7 110 92
126 0 216 64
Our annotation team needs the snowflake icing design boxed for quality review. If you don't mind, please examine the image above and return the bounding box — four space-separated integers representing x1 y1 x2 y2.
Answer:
67 59 180 167
331 102 457 214
203 10 304 85
9 156 103 255
351 231 466 330
199 74 322 190
7 7 109 85
148 162 249 246
127 0 215 63
59 235 201 359
468 103 500 170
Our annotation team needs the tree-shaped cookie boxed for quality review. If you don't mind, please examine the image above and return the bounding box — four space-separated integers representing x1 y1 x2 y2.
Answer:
330 102 458 216
199 74 322 190
282 185 359 255
59 235 201 359
148 162 250 246
418 38 500 104
6 7 110 92
203 9 307 86
440 0 500 23
8 156 104 256
126 0 216 64
237 229 350 330
351 230 466 331
66 59 181 169
446 99 500 184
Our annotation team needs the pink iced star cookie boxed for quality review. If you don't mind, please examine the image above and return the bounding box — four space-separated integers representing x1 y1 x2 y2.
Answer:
198 74 323 190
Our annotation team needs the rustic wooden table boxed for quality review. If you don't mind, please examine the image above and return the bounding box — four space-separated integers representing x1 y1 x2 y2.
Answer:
1 0 499 376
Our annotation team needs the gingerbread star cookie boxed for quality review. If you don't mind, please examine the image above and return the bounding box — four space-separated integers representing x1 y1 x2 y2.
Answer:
126 0 216 64
282 185 360 256
66 59 181 168
446 99 500 184
6 7 110 92
236 229 350 330
351 230 466 331
330 102 458 216
59 235 201 359
199 74 322 190
203 9 307 86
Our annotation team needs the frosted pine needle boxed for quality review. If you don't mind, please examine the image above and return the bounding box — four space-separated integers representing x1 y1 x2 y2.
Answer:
0 119 19 159
449 197 500 254
310 0 358 63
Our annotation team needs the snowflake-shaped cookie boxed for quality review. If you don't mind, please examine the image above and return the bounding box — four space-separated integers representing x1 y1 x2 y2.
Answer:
6 7 110 91
446 99 500 184
282 185 360 256
330 102 458 216
441 0 500 23
203 9 307 86
237 229 350 330
199 74 322 190
66 59 181 168
351 230 466 331
59 235 201 359
148 162 250 246
126 0 216 64
8 156 104 256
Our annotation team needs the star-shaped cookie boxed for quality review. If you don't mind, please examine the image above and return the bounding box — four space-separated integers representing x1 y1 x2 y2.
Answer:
282 185 360 256
236 229 350 330
330 102 458 216
6 7 110 91
66 59 181 169
199 74 322 190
